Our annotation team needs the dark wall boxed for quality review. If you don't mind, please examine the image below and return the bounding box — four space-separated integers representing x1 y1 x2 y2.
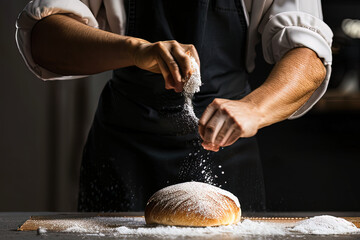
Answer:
0 1 109 211
0 0 49 211
258 112 360 211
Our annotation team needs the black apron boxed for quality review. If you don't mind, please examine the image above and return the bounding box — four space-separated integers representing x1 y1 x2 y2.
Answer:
78 0 266 212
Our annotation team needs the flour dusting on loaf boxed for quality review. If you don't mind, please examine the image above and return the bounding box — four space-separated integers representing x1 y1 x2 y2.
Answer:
145 182 241 227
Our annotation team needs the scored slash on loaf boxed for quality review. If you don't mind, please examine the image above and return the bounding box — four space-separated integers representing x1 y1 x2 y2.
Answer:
145 182 241 227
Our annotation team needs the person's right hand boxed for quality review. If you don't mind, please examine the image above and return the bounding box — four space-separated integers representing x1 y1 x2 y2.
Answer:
133 40 200 93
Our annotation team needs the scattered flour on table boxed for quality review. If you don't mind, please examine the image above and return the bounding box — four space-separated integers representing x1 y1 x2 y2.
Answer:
291 215 360 235
36 227 47 235
63 224 90 233
114 219 286 237
56 215 359 237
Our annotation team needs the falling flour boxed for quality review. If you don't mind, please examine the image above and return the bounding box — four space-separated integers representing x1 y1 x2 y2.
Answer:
178 139 220 186
182 56 202 123
177 56 225 187
177 57 218 185
42 215 358 237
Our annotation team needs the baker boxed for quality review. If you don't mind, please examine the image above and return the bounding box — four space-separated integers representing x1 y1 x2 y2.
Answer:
16 0 332 212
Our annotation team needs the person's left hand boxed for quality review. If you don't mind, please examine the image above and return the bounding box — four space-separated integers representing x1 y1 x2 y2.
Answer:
198 98 264 152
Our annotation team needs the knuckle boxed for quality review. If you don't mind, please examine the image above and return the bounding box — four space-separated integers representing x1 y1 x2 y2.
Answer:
205 125 215 134
169 41 180 50
224 108 234 118
198 120 206 128
169 60 180 71
213 98 223 106
181 54 191 63
181 53 190 61
219 104 227 112
154 41 164 49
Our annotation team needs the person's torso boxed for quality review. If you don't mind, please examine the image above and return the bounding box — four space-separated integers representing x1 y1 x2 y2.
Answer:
101 0 250 134
79 0 266 212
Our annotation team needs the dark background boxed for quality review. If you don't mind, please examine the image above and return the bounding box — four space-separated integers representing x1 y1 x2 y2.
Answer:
0 0 359 212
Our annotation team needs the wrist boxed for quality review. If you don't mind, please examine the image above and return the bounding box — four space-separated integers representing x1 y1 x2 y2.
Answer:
237 96 268 129
121 37 149 67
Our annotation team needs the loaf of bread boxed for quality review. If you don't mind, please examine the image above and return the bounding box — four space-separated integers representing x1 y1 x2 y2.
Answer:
145 182 241 227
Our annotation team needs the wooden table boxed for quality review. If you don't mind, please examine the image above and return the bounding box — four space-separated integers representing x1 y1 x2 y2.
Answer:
1 212 360 240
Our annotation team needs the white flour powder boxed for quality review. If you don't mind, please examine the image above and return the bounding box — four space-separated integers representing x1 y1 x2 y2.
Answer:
177 57 219 186
182 56 202 123
114 219 287 237
291 215 360 235
51 215 359 237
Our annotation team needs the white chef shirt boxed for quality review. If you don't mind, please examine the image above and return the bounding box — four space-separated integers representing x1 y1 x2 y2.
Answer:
15 0 333 119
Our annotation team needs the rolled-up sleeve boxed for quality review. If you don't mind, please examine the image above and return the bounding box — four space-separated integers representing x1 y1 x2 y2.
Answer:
259 0 333 119
15 0 98 80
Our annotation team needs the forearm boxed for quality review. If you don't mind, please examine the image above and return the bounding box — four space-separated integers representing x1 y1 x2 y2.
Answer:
31 14 145 75
243 47 326 128
199 47 326 151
